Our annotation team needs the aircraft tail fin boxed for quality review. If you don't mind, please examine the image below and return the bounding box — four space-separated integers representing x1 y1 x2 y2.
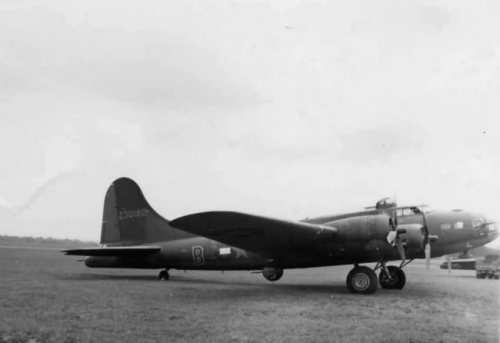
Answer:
100 177 192 245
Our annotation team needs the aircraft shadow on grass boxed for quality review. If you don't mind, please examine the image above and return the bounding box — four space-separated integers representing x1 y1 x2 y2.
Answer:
62 272 475 298
61 273 347 294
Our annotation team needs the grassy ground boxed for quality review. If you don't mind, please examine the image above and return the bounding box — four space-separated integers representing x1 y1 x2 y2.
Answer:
0 244 498 343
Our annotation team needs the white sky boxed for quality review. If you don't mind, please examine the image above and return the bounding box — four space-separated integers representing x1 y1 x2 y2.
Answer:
1 1 499 242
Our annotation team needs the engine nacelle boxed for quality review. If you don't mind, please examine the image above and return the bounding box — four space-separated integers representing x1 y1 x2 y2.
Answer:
397 224 426 257
325 214 392 241
262 266 284 281
398 224 425 248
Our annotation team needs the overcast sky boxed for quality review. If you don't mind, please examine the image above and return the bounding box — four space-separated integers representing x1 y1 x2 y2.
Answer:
1 1 499 242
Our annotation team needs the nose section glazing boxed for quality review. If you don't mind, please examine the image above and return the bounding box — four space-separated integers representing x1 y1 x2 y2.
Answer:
474 215 498 242
486 220 498 240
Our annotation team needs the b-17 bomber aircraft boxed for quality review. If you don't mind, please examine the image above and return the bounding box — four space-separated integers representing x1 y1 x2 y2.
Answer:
64 178 498 294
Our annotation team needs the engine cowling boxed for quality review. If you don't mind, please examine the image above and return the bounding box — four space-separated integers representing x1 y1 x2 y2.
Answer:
324 214 392 241
395 224 427 257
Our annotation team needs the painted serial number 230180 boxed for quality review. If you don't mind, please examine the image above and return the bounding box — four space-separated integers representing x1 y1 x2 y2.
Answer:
118 208 150 220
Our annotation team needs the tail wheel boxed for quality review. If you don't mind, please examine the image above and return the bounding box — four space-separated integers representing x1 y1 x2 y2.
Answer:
379 266 406 289
158 270 169 280
346 266 378 294
262 266 284 281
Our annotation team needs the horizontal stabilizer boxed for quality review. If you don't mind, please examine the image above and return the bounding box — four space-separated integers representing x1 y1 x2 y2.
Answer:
63 246 161 256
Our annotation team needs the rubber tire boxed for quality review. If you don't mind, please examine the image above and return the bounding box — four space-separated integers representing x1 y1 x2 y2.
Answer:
262 266 284 282
346 266 378 294
158 270 169 280
379 266 406 290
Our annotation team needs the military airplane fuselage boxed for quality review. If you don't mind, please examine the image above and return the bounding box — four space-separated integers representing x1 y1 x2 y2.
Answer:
65 178 498 294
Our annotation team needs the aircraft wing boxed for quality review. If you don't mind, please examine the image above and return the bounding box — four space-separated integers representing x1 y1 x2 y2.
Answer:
63 246 161 256
170 211 337 257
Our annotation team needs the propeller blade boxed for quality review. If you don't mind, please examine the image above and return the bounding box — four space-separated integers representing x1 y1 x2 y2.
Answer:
385 208 407 262
386 230 397 244
425 241 431 270
396 240 406 262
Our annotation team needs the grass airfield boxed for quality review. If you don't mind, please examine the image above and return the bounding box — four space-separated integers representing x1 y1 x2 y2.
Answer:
0 243 499 343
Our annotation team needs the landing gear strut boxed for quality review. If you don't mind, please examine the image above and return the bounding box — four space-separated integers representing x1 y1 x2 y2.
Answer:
346 266 378 294
158 269 169 280
347 261 410 294
374 260 409 290
379 265 406 289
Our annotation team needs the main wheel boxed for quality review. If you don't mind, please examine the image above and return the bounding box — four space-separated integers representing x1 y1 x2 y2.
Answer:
379 266 406 289
346 266 378 294
158 270 169 280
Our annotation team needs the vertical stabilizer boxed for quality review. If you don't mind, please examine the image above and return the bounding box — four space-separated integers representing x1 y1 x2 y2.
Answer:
100 177 192 245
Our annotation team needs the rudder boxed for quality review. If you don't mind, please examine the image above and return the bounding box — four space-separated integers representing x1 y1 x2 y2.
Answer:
100 177 192 245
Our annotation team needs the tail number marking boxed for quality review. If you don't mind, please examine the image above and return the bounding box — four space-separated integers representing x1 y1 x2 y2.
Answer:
192 246 205 265
119 208 150 220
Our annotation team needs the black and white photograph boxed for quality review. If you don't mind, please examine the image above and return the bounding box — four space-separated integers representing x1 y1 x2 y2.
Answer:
1 1 499 342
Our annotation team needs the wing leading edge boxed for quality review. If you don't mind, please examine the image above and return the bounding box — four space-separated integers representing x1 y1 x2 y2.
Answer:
170 211 337 257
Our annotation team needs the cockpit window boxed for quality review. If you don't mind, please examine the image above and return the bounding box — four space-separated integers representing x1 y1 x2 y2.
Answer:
398 207 423 216
402 208 412 216
453 222 464 229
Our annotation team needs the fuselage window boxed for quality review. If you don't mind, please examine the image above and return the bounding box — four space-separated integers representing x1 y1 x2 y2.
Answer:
453 222 464 229
441 223 451 230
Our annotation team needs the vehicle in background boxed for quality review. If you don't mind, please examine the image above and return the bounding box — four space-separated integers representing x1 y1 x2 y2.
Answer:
475 255 500 279
440 259 476 270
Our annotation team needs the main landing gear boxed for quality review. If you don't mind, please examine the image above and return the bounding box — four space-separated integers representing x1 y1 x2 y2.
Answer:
346 266 378 294
378 265 406 289
158 269 170 280
347 261 410 294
